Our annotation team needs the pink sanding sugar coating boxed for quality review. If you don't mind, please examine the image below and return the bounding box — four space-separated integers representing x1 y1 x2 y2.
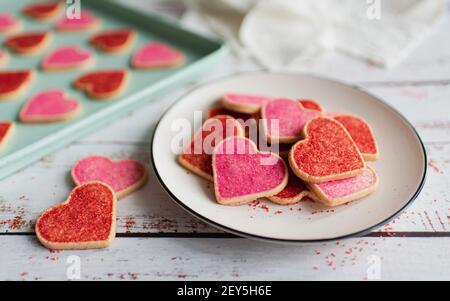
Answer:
317 168 375 199
213 137 286 198
223 93 272 105
56 10 98 30
132 42 183 67
0 14 18 31
264 98 320 138
42 46 92 68
20 90 79 118
72 156 146 193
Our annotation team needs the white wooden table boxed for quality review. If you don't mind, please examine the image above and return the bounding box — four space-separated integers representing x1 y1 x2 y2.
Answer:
1 0 449 281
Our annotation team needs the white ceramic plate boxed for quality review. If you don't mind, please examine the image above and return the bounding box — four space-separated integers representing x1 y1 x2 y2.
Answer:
152 72 426 243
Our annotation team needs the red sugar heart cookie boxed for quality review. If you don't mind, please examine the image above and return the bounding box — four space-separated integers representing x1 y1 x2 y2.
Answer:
19 89 81 123
0 70 33 100
35 181 116 250
308 167 378 207
0 122 15 151
268 169 313 205
41 46 93 70
221 92 272 114
298 99 323 113
5 32 51 55
289 117 365 183
333 114 378 161
132 42 184 69
72 156 147 199
90 29 135 53
74 70 127 99
179 115 245 181
262 98 320 143
23 2 63 20
0 13 21 35
207 105 256 122
56 10 100 31
212 136 288 205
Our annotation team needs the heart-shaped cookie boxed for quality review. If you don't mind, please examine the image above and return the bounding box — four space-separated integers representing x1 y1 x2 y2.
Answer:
19 89 81 123
0 13 21 35
308 167 378 206
56 10 100 31
90 29 135 53
74 70 127 99
35 181 116 250
41 46 93 70
207 105 255 122
0 121 15 151
5 32 51 55
72 156 147 199
333 114 378 161
268 169 312 205
132 42 184 69
212 136 288 205
262 98 321 143
221 92 272 114
0 70 33 100
298 99 323 113
289 117 365 183
179 115 245 181
22 2 63 20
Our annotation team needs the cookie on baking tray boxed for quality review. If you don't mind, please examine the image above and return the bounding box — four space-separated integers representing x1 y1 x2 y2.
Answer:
5 32 51 55
132 42 184 69
0 122 15 151
22 1 63 21
0 70 33 100
19 89 81 123
90 29 136 53
41 46 94 71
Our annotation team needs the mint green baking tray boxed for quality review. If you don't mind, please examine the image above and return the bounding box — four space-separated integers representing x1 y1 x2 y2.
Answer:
0 0 225 180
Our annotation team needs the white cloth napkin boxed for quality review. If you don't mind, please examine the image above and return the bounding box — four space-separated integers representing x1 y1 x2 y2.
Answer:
183 0 444 69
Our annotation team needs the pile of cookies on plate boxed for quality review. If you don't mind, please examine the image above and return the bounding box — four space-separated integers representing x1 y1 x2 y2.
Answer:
0 1 184 151
36 155 148 250
178 92 379 207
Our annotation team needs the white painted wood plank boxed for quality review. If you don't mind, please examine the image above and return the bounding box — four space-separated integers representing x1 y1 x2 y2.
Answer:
0 236 449 280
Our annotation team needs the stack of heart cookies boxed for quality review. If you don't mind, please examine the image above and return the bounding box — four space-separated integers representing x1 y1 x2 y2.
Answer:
178 93 379 207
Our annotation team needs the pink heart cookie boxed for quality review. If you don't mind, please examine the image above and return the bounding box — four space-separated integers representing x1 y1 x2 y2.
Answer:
262 98 321 143
221 92 272 114
0 121 15 151
56 10 100 31
71 156 147 199
132 42 184 69
212 136 288 205
0 13 21 35
41 46 93 70
308 167 378 207
19 89 81 123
